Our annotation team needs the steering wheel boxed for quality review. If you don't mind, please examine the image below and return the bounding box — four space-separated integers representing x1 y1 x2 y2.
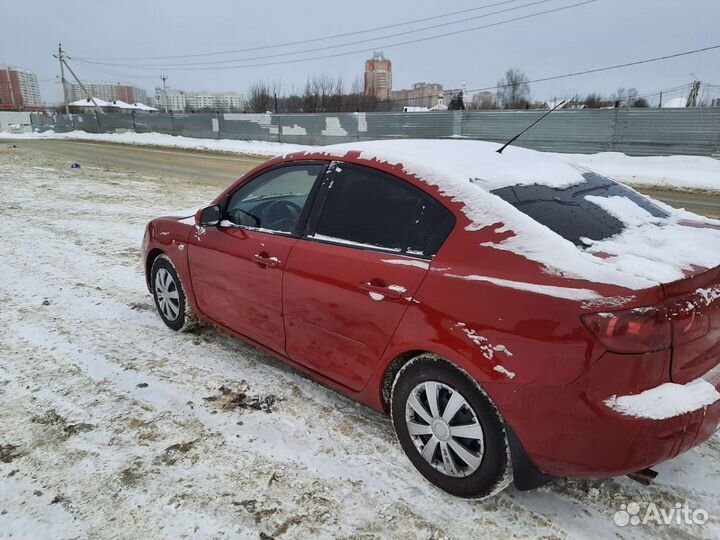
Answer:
262 200 302 231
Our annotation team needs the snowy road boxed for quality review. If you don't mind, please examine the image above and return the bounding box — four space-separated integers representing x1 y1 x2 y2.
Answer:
0 145 719 539
5 138 720 219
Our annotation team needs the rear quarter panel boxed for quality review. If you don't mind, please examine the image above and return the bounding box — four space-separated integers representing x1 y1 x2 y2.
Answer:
374 220 666 404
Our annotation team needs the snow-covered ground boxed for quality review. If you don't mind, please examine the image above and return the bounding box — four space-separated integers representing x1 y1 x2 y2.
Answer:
1 146 719 539
1 130 719 193
553 152 720 193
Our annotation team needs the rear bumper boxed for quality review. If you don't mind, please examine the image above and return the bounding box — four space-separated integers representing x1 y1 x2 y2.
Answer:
489 355 720 478
557 395 720 478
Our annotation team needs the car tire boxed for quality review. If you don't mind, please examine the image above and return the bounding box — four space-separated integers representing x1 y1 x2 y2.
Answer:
150 254 196 332
390 354 512 499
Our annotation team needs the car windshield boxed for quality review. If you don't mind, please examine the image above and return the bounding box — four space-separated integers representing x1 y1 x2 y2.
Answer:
491 172 669 247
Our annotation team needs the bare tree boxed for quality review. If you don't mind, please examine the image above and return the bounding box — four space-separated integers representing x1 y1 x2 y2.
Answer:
342 76 367 112
583 93 604 108
611 87 640 107
245 73 396 114
282 92 303 113
612 87 626 106
246 81 274 113
466 92 495 110
496 68 530 109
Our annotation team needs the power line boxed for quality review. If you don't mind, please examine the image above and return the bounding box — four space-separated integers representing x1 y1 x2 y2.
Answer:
464 45 720 95
72 0 598 72
75 0 561 68
63 61 160 81
75 0 533 61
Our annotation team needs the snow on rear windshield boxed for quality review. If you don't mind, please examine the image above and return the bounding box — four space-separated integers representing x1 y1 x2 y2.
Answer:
491 172 669 247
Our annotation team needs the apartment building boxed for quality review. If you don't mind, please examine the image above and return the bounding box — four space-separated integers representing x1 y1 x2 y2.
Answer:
0 65 43 111
154 88 243 112
61 81 148 105
364 52 392 101
391 82 443 109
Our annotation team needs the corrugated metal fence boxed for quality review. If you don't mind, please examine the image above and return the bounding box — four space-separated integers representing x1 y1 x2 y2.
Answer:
30 108 720 157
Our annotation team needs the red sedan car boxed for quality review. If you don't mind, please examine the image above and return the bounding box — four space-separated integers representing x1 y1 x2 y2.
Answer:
142 139 720 498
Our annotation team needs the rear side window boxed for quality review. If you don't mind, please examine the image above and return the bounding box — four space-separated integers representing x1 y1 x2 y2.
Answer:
312 164 454 257
491 172 669 247
406 197 456 256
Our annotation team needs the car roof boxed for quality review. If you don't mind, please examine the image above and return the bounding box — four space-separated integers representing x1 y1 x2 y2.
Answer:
304 139 587 192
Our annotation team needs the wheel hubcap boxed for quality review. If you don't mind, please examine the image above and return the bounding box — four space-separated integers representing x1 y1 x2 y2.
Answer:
154 268 180 321
431 418 450 441
405 381 485 477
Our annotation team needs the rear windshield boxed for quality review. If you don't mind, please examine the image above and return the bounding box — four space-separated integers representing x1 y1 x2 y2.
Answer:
491 172 669 247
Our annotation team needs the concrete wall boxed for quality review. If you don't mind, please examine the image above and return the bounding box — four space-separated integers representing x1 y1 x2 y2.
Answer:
29 109 720 157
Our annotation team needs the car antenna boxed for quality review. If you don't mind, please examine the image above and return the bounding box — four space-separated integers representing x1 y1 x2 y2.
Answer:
496 100 566 154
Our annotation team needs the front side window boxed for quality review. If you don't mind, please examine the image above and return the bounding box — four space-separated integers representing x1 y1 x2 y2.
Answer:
313 164 455 257
225 164 323 234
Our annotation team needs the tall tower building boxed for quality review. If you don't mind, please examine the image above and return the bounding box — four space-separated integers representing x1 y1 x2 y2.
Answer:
364 51 392 101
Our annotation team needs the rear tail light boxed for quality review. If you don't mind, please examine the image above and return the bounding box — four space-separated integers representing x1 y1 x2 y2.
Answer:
582 307 671 354
670 304 711 345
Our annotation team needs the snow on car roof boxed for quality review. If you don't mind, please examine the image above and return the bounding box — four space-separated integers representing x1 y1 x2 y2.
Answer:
300 139 720 296
318 139 586 191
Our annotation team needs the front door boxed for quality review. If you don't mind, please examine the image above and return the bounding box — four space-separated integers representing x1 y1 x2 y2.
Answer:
188 162 327 353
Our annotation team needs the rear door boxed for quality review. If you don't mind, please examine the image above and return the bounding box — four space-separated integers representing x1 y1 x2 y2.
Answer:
187 162 326 354
282 162 456 391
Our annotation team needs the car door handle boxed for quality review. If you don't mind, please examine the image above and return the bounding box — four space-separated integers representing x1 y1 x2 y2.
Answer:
253 253 279 268
359 282 404 300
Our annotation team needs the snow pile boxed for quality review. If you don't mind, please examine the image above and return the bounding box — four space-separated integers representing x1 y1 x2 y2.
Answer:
553 152 720 193
454 322 513 361
314 139 588 192
697 285 720 306
606 378 720 420
0 129 312 157
493 365 516 380
581 201 720 284
444 273 602 301
381 258 430 270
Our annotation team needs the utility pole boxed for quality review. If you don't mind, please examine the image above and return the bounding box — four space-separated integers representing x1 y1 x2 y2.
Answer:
686 79 701 108
61 57 102 112
658 91 663 108
160 75 168 113
53 43 70 114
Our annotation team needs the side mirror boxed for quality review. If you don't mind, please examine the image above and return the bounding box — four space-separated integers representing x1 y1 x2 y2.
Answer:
197 205 221 227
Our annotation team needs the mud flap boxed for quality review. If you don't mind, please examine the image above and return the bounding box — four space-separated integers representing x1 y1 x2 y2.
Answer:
506 424 553 491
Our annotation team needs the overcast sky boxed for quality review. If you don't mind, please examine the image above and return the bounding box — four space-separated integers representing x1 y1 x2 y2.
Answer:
2 0 719 105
